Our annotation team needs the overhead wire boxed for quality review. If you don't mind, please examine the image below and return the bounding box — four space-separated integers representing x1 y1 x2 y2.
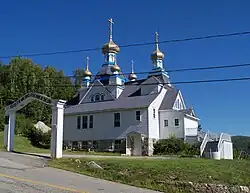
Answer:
2 61 249 79
3 76 250 91
3 76 250 100
0 31 250 59
1 30 250 101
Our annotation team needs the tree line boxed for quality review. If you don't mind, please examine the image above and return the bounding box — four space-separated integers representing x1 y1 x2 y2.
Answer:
0 57 85 130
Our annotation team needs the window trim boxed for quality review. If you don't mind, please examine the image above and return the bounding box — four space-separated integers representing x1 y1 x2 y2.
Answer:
114 112 121 127
95 94 100 101
164 119 168 127
77 116 81 129
89 115 93 129
174 118 179 127
82 115 88 129
135 110 141 121
101 94 104 101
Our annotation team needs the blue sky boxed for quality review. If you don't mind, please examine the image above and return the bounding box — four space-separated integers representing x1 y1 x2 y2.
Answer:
1 0 250 136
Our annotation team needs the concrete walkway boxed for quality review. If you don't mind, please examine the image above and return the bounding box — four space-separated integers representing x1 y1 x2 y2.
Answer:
0 151 162 193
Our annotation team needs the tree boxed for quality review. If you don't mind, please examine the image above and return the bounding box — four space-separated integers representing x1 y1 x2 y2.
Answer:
198 124 202 131
0 57 77 143
73 68 84 89
247 142 250 153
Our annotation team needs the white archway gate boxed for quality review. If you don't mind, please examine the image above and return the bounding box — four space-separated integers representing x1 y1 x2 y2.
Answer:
3 92 66 159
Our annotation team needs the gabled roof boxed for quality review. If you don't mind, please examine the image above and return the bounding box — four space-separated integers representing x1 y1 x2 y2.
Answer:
65 93 80 106
65 74 175 114
78 79 115 104
159 88 179 110
154 74 170 84
64 93 158 114
180 108 194 116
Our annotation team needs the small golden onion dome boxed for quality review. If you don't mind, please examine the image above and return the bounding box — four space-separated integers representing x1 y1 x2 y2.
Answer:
128 73 137 80
83 69 92 77
111 64 120 72
151 49 164 60
102 40 120 54
151 32 164 60
83 56 92 77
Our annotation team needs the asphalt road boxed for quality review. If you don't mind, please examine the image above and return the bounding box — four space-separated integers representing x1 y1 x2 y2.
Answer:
0 151 161 193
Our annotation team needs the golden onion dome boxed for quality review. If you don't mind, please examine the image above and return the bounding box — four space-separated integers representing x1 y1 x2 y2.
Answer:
83 56 92 77
102 40 120 54
151 31 164 60
111 63 120 72
151 49 164 60
128 73 137 80
83 69 92 77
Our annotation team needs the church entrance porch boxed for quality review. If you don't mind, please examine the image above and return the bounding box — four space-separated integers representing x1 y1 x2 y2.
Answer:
125 132 145 156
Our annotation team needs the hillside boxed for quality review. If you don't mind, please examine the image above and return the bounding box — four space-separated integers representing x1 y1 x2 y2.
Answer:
0 131 49 153
232 136 250 150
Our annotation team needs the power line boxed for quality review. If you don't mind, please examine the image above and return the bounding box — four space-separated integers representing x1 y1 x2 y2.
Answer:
68 62 250 77
1 31 250 59
3 76 250 91
134 62 250 75
3 76 250 100
2 61 248 79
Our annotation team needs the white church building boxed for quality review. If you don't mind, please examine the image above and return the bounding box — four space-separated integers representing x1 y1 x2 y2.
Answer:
63 19 200 156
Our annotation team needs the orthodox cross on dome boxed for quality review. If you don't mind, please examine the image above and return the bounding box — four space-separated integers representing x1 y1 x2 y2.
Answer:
155 31 159 50
109 18 114 41
86 56 89 70
131 60 135 73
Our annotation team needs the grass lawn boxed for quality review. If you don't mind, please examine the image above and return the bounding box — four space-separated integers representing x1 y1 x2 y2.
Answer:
49 157 250 193
0 131 49 153
0 131 120 156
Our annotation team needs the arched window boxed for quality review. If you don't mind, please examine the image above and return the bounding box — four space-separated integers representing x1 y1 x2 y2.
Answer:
95 94 100 101
101 94 104 101
91 96 94 102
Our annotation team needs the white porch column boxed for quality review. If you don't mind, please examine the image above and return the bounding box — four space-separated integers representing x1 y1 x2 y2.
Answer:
6 111 16 152
125 137 131 156
51 99 66 159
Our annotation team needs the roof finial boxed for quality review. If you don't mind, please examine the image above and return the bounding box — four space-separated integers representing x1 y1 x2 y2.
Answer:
155 31 159 50
108 18 114 41
131 60 134 73
86 56 89 70
128 60 137 81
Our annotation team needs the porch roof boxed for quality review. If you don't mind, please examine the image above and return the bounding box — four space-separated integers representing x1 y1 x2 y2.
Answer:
117 125 148 139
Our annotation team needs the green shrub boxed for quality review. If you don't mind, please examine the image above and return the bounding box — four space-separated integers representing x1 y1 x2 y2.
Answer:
153 136 200 156
233 148 250 160
15 114 34 135
0 105 5 131
25 128 51 149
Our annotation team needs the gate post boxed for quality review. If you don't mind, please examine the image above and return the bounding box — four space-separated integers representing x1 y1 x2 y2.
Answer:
5 111 16 152
4 113 9 148
51 99 66 159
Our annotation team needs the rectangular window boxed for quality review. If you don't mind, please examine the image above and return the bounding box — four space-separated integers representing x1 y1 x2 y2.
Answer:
136 111 141 121
164 120 168 127
89 115 93 128
82 116 88 129
114 113 120 127
175 119 179 126
77 116 81 129
153 109 156 118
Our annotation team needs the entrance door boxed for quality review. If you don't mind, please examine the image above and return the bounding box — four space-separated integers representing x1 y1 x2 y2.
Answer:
126 132 142 156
